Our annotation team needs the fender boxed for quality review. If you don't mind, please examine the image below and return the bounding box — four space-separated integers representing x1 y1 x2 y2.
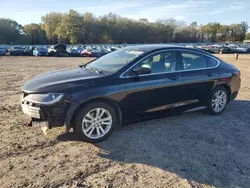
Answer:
65 87 126 133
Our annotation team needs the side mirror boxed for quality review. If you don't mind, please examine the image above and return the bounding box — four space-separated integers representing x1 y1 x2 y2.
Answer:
132 67 151 75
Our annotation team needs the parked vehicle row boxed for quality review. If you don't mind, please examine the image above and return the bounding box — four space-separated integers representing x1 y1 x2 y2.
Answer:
0 44 122 57
67 45 115 57
1 43 250 57
192 44 250 54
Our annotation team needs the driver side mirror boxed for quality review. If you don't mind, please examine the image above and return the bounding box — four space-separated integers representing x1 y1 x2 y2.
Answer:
132 67 151 75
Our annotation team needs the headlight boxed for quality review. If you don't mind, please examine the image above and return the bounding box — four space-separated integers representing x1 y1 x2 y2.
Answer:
24 93 64 105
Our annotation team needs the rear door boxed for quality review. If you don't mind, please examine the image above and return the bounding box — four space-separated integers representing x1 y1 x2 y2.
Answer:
177 50 219 105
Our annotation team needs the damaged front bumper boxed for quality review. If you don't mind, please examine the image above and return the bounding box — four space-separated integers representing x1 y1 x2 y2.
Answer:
21 93 69 128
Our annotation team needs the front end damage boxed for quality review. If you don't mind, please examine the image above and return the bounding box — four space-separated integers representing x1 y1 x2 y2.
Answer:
21 92 75 131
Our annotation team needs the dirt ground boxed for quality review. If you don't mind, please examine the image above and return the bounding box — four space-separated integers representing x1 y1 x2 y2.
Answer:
0 54 250 188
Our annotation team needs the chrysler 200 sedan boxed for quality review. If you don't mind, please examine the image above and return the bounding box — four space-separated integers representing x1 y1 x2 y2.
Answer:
21 45 241 142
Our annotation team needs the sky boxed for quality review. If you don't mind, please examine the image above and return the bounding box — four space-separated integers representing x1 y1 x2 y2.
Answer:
0 0 249 25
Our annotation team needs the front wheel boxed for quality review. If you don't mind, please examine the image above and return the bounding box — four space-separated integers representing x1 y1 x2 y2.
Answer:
73 102 117 142
207 87 229 115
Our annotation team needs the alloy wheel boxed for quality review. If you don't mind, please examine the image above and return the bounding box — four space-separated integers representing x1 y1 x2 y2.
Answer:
82 108 112 139
212 90 227 113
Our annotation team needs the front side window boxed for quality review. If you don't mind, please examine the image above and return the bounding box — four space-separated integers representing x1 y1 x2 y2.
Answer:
181 52 207 70
132 51 177 74
85 48 144 73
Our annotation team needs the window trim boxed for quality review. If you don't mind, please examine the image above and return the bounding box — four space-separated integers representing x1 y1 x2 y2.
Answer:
119 49 220 78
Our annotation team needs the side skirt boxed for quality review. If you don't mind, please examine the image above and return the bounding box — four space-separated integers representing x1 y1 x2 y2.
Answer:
183 106 207 113
146 99 199 113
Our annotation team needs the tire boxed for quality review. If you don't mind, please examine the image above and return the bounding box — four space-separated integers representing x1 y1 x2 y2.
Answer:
206 87 229 115
73 102 117 142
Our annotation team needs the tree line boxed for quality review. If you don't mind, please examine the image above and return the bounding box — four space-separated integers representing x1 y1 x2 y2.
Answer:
0 9 249 45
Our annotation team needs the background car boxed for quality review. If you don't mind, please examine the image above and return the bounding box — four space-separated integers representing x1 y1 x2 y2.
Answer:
98 47 110 56
33 47 48 56
80 48 101 57
0 46 6 55
67 46 84 57
9 46 25 56
233 47 248 53
48 44 69 57
23 46 36 56
21 45 241 143
207 45 220 53
219 47 233 54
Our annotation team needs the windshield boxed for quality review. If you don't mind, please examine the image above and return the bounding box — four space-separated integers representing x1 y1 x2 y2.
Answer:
85 48 144 73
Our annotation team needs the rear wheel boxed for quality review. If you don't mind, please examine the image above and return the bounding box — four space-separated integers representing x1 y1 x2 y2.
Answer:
74 102 117 142
207 87 229 115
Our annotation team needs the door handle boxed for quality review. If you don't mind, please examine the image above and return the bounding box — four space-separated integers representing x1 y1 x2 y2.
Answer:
167 76 180 80
206 73 216 77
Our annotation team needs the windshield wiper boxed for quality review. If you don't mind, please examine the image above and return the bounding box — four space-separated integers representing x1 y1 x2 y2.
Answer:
85 67 104 74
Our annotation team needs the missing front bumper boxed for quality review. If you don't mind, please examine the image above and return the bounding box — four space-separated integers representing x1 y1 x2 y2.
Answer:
22 102 41 119
22 102 69 128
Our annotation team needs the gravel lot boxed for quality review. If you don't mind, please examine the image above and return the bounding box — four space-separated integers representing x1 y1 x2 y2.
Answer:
0 55 250 188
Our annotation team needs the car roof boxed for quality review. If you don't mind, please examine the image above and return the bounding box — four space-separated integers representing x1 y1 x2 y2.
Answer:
123 44 219 60
124 44 188 52
125 44 210 53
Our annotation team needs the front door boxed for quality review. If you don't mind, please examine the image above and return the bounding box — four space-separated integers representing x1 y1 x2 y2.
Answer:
123 50 183 119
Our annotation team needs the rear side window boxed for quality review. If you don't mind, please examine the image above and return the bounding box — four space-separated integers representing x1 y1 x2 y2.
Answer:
206 57 219 67
181 52 207 70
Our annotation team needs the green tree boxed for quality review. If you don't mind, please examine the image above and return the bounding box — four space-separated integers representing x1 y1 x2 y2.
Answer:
41 12 63 44
1 10 249 44
23 23 47 44
0 18 21 44
217 25 230 42
245 33 250 40
199 23 220 42
229 24 244 42
240 22 249 41
56 10 85 44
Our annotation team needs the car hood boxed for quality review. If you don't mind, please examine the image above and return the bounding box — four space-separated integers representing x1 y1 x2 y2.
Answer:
23 67 105 93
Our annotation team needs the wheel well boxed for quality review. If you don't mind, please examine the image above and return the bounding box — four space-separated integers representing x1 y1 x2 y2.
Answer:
215 84 231 101
70 98 122 128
